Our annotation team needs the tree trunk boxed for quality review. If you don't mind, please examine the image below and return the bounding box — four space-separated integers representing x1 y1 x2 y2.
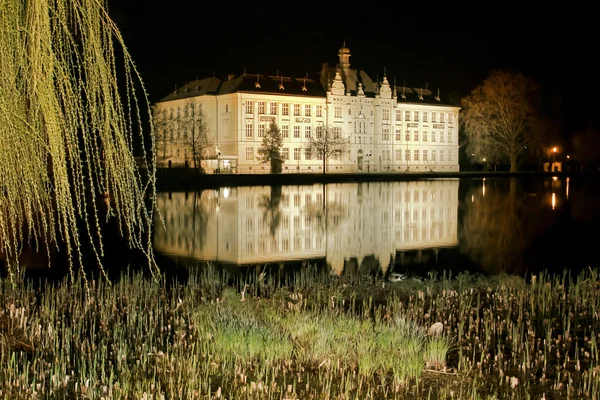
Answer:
322 158 326 174
510 153 518 172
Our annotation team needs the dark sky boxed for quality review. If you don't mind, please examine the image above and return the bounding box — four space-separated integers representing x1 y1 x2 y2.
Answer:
106 2 599 135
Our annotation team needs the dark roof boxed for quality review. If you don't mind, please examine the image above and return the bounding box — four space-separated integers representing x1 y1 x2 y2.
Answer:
159 72 458 107
395 86 457 107
159 74 325 102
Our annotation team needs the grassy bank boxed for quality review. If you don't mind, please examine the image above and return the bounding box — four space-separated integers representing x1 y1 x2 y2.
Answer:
1 266 600 399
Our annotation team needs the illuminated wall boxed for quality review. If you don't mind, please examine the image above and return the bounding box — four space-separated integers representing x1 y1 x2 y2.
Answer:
152 46 460 174
154 180 459 273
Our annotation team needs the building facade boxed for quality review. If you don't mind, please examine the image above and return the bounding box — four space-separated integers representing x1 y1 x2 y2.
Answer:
152 45 461 173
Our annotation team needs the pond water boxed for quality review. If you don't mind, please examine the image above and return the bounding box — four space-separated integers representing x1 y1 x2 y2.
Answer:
153 176 600 279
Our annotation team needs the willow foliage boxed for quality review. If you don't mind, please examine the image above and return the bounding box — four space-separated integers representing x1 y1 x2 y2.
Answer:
0 0 157 280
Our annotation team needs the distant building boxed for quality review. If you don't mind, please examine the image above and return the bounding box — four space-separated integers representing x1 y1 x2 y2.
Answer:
152 44 461 174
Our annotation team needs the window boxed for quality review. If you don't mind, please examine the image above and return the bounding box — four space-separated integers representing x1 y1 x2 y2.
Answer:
270 102 277 114
246 147 253 160
334 126 342 139
245 101 253 114
305 147 312 160
422 112 428 122
282 103 289 115
294 148 300 160
413 131 419 141
396 109 402 121
282 147 289 160
414 111 419 122
449 150 454 161
258 102 265 114
405 149 410 161
448 130 453 143
395 149 401 160
245 121 253 138
414 150 419 161
440 113 445 123
440 131 445 142
423 131 429 142
382 127 390 141
335 106 342 118
294 126 300 138
316 126 324 139
431 131 436 142
440 150 445 161
405 130 410 141
432 150 437 161
316 105 323 117
423 150 428 161
383 109 390 120
305 126 311 138
404 110 411 121
294 104 301 116
225 104 229 113
448 113 454 124
432 112 437 123
395 127 401 141
304 104 311 116
282 125 289 138
258 124 265 137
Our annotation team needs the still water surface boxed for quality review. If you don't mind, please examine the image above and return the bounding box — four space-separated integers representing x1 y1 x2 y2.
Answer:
154 176 600 278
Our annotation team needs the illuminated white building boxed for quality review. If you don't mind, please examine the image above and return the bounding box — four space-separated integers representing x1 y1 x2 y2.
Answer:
153 180 459 274
152 45 460 174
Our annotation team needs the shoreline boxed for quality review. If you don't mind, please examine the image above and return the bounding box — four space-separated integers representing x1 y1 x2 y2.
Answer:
154 169 600 190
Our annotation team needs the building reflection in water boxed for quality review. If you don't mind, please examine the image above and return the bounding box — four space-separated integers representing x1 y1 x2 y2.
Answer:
153 180 459 275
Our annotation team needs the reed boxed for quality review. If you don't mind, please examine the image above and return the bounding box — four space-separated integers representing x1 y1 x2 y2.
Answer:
2 265 600 398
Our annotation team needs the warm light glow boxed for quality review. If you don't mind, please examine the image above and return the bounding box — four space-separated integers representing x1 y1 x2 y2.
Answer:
482 181 486 197
552 176 558 182
553 147 557 153
483 157 486 162
551 193 556 210
567 155 570 159
471 194 475 202
223 187 230 198
566 177 570 199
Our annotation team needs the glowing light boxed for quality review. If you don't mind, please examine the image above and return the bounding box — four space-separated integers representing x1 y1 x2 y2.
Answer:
552 176 558 182
482 181 486 197
471 194 475 202
223 187 230 198
566 177 570 199
553 147 557 153
551 193 556 210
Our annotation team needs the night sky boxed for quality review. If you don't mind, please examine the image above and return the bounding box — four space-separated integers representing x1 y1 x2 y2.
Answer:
107 2 598 135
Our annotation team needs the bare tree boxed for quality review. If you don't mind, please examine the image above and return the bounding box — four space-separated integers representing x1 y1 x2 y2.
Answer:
152 106 170 167
460 70 544 171
257 122 283 173
304 126 350 174
572 129 600 171
180 99 214 172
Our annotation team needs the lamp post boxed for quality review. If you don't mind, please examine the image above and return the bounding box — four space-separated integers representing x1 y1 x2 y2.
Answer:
216 145 221 174
552 147 558 172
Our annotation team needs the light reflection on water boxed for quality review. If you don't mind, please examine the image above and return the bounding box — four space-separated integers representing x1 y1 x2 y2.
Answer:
153 177 600 277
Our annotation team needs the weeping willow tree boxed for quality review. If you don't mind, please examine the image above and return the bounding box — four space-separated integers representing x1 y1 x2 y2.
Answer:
0 0 158 281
